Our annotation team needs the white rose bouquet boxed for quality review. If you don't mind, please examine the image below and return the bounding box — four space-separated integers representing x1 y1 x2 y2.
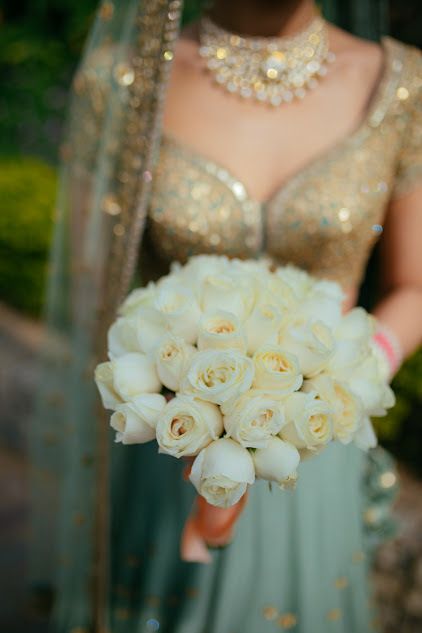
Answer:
95 255 394 558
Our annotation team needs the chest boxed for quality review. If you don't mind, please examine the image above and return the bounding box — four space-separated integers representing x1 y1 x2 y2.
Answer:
164 46 379 203
147 119 401 290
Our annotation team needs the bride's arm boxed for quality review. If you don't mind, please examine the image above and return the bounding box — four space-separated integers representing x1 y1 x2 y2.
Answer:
372 184 422 364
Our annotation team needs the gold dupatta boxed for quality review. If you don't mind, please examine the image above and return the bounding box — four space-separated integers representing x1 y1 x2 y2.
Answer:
30 1 183 630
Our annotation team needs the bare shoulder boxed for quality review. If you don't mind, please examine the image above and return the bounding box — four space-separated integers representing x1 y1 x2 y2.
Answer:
327 24 384 87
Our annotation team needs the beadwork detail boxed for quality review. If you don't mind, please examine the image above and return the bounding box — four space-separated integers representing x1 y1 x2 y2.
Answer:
199 15 335 106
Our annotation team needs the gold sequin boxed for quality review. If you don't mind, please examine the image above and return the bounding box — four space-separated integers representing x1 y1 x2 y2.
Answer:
364 507 379 524
99 1 114 21
277 612 297 628
148 38 422 289
145 595 160 608
396 86 409 100
379 470 396 488
338 207 350 221
114 63 135 87
126 555 141 567
113 223 126 237
115 607 130 620
327 608 342 621
102 194 121 216
334 576 349 590
73 512 86 526
262 605 279 621
352 551 365 564
186 587 199 598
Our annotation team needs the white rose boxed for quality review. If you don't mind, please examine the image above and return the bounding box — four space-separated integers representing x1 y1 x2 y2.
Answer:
326 338 367 380
253 437 300 488
118 282 157 316
155 334 196 392
229 257 270 278
132 307 168 354
113 352 161 400
94 361 121 410
190 438 255 508
354 415 377 451
110 394 166 444
275 265 313 300
156 395 223 458
260 275 297 312
197 310 247 353
182 349 254 405
335 307 375 343
296 294 342 330
222 391 285 448
253 344 303 394
107 316 141 359
131 392 167 424
313 278 345 304
199 273 254 320
303 375 362 444
278 319 335 377
346 355 396 416
155 283 201 344
176 254 230 294
280 391 333 450
243 303 283 355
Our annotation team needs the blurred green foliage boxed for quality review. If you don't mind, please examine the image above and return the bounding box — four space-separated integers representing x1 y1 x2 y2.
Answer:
0 157 56 314
374 348 422 475
375 349 422 441
0 1 98 161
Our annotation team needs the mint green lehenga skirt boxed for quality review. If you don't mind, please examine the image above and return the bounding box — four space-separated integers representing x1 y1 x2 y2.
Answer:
110 441 375 633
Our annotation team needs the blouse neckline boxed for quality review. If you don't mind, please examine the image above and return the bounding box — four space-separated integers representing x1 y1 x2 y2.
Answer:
161 37 404 208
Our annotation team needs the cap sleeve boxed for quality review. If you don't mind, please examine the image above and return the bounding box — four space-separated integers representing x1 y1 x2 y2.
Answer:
393 49 422 198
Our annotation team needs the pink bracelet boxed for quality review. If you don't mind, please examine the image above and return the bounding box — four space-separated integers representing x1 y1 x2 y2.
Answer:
373 323 403 379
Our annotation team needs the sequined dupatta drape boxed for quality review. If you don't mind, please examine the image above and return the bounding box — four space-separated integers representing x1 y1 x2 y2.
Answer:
30 1 182 630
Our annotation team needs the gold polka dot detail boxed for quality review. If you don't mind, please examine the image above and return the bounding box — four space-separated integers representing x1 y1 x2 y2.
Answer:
126 554 141 567
263 605 279 621
145 595 160 608
115 608 130 620
334 576 349 590
327 608 342 621
277 612 297 628
352 551 365 564
99 1 114 21
73 512 86 526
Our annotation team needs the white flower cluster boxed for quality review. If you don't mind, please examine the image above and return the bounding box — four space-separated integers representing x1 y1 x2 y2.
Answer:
95 255 395 508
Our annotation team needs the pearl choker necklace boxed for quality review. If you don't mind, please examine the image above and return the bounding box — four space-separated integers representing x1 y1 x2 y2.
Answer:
199 15 335 106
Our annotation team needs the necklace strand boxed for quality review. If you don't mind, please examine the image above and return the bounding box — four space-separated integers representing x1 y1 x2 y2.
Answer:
199 15 335 106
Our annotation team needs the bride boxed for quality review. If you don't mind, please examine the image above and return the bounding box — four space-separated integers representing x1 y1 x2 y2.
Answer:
31 0 422 631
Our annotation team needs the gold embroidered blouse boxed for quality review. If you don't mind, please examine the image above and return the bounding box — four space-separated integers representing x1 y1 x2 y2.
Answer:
147 38 422 288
